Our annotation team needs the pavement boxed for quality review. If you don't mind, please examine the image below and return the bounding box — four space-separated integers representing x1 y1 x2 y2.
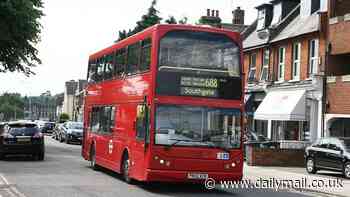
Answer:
244 164 350 197
0 136 345 197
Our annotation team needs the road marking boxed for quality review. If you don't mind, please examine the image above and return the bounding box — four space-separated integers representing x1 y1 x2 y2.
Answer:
0 175 26 197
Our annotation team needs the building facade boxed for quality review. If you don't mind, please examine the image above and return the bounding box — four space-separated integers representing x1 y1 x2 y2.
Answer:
24 91 57 121
243 0 328 145
63 80 78 120
324 0 350 137
72 80 87 122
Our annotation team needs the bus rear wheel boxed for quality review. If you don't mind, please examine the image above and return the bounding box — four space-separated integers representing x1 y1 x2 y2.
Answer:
122 154 133 184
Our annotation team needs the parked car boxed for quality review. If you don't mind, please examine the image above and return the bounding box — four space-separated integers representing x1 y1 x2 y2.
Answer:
60 122 83 144
305 137 350 179
41 122 55 133
0 121 45 160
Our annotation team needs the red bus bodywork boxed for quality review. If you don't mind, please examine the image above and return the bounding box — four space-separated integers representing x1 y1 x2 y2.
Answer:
82 24 244 183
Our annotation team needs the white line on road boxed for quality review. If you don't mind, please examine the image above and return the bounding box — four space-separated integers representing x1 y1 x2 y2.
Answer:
0 174 26 197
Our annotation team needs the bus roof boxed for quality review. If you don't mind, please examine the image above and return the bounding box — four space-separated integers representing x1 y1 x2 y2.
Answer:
89 24 241 60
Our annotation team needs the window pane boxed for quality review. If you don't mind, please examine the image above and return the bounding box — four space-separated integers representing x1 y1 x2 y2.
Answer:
127 43 140 75
140 38 151 72
88 60 97 83
115 48 126 77
263 49 269 66
96 59 104 82
105 54 114 80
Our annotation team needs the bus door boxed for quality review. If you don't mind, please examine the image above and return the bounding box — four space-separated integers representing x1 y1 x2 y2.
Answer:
96 106 115 168
132 104 150 179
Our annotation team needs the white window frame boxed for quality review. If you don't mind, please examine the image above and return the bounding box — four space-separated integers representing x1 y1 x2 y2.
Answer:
260 49 269 81
248 53 257 82
257 9 266 30
292 42 301 80
309 39 319 75
278 47 286 81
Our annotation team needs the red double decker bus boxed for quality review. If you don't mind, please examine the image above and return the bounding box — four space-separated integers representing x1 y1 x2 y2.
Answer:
82 24 244 183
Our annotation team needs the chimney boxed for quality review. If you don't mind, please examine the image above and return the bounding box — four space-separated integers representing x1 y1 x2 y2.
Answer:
232 6 245 25
216 10 219 17
207 9 210 17
211 10 215 17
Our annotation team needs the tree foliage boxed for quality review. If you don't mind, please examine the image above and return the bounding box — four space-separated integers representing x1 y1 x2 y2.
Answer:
165 16 177 24
165 16 188 24
0 93 24 121
117 0 162 41
59 113 70 123
0 0 44 76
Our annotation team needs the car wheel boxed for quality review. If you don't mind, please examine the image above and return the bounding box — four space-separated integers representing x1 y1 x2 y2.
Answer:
37 151 45 161
65 136 70 144
59 135 64 143
90 146 99 170
122 154 133 184
344 162 350 179
306 157 317 174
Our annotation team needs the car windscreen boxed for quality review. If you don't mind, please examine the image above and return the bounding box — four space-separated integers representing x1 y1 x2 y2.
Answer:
69 123 83 130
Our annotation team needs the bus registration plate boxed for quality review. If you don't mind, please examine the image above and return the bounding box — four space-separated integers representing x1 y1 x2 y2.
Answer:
217 152 230 160
187 173 208 180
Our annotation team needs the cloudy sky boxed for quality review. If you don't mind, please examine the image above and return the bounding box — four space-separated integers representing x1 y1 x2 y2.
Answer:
0 0 268 96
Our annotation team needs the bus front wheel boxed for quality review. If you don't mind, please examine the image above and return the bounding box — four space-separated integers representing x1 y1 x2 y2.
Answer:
122 154 133 184
90 146 99 170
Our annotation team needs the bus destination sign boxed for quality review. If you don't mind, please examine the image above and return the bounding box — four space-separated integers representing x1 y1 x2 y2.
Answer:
156 71 242 100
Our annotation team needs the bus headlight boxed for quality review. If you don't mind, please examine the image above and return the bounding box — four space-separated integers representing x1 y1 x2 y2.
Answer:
160 159 165 164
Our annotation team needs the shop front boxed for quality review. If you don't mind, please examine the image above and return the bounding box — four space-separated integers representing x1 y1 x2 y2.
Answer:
253 88 320 148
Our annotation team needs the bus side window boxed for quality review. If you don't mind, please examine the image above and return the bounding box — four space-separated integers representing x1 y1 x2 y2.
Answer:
136 104 149 142
91 107 101 133
140 38 151 72
87 60 97 83
96 58 104 82
126 43 140 75
115 49 126 78
104 54 114 80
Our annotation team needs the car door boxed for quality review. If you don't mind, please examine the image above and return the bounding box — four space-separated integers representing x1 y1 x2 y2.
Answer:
326 139 344 170
315 138 330 168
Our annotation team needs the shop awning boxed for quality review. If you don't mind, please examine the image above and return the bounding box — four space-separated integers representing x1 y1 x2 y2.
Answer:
254 89 306 121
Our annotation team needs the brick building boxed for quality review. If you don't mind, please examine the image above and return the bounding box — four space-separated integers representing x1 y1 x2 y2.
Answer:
243 0 328 145
324 0 350 137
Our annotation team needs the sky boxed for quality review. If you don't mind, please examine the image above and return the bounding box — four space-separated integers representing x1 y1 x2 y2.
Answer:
0 0 268 96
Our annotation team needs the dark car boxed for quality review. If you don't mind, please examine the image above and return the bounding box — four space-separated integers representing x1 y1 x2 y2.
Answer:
305 137 350 179
0 121 45 160
60 122 83 144
41 122 55 133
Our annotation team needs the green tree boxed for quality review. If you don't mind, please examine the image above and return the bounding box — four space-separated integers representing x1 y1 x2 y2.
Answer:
0 93 24 121
0 0 44 76
117 0 162 41
178 17 188 24
165 16 177 24
59 113 70 123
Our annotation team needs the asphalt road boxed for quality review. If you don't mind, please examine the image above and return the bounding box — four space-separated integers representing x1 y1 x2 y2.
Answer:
0 136 323 197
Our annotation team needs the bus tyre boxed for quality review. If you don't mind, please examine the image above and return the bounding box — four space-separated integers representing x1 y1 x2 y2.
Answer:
344 162 350 179
122 154 133 184
306 157 317 174
90 146 99 170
